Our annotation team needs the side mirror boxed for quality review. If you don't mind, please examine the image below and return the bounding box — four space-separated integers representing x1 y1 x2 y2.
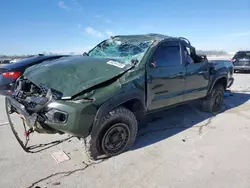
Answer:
149 61 156 68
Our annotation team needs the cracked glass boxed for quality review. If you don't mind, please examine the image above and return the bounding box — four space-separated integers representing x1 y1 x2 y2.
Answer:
23 35 157 98
88 37 154 65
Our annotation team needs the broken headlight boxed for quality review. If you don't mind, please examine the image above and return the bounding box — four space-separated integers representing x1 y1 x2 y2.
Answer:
45 109 68 124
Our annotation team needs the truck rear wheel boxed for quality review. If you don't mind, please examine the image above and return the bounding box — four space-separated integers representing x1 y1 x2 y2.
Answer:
201 84 224 113
84 107 138 160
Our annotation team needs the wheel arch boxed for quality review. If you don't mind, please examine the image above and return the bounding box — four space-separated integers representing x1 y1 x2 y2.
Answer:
91 90 145 133
208 76 227 95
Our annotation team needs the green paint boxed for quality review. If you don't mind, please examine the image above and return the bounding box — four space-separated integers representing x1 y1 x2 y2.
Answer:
18 34 233 137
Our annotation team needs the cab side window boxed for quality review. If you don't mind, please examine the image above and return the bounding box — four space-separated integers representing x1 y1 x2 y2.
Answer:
154 43 181 67
184 46 194 64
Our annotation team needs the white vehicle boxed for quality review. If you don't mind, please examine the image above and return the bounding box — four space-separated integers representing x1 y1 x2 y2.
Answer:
10 59 22 63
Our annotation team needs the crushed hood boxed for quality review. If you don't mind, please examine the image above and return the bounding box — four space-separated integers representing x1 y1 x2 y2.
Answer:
23 56 132 98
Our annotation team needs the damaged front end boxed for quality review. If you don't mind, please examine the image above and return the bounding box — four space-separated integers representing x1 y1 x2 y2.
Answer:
5 56 131 150
6 36 153 153
6 77 64 135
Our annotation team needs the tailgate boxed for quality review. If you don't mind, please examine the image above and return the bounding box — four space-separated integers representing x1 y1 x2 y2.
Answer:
235 59 250 66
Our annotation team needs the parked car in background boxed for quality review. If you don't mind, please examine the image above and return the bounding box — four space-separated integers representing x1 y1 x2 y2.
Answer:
232 51 250 72
0 55 67 95
0 59 11 66
10 58 22 63
6 34 234 160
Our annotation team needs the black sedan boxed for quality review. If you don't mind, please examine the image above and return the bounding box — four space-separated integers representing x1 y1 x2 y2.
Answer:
232 51 250 72
0 55 67 95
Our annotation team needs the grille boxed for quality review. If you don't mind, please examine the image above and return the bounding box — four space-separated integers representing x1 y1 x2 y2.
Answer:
13 84 62 109
39 84 48 95
22 101 37 108
39 84 62 100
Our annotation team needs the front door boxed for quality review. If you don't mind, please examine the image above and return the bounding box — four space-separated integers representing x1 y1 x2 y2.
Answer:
147 41 186 111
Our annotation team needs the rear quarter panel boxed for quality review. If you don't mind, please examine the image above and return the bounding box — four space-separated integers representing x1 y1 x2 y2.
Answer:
207 60 233 93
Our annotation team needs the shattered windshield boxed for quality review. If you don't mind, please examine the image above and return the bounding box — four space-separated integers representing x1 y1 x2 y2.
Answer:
88 38 153 65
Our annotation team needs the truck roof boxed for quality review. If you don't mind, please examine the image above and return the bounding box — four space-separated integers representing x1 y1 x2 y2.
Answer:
237 50 250 53
112 33 191 45
112 33 169 41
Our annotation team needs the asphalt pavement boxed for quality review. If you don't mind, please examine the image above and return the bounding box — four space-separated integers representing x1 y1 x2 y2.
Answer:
1 72 250 188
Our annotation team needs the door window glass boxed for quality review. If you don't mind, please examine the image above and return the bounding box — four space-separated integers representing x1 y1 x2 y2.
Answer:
154 45 181 67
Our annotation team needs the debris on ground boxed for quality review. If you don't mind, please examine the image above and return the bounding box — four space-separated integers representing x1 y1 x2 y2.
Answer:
51 151 70 164
52 182 61 186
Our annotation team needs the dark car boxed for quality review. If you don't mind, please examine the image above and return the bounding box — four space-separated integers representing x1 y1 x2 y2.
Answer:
232 51 250 72
0 59 11 66
6 34 234 160
0 55 67 95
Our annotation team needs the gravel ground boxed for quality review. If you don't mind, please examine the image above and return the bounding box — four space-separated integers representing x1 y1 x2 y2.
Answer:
1 72 250 188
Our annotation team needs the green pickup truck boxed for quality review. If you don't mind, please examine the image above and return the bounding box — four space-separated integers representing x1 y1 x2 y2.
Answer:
6 34 234 160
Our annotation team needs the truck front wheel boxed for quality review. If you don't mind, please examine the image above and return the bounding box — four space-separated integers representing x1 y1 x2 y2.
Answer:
201 84 224 113
83 107 138 160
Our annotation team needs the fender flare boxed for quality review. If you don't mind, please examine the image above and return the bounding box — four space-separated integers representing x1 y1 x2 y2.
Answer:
91 90 145 133
207 75 228 94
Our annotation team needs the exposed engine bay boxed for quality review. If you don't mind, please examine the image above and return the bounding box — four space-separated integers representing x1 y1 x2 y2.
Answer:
13 78 62 111
7 77 64 135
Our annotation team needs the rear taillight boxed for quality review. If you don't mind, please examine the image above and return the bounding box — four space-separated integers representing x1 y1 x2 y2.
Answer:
231 58 236 65
2 71 22 79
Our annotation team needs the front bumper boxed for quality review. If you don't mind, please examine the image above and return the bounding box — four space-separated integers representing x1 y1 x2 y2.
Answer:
45 100 97 138
7 96 97 138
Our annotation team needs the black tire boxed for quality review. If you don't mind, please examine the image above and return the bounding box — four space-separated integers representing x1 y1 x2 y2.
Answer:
201 84 224 113
84 107 138 160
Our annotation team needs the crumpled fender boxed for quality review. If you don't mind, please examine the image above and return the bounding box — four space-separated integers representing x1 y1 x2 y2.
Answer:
91 88 145 135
